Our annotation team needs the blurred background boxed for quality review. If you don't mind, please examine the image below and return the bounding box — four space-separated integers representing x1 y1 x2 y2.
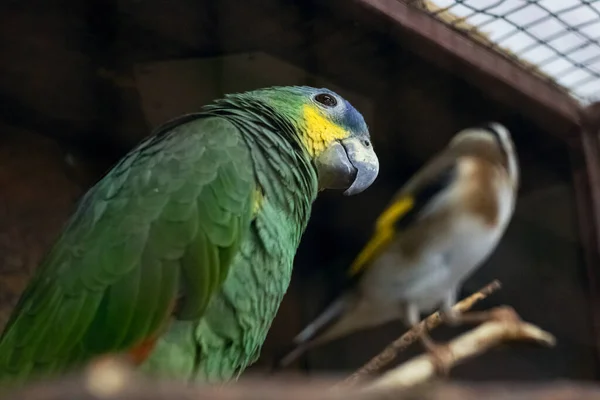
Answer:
0 0 598 383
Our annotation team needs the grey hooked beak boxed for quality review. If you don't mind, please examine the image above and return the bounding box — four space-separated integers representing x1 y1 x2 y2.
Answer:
315 136 379 196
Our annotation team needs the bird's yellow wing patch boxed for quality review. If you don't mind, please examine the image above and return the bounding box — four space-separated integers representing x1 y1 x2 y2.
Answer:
301 104 348 156
348 196 414 277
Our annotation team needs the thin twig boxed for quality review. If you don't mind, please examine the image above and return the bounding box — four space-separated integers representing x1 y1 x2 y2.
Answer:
360 306 556 393
342 280 502 386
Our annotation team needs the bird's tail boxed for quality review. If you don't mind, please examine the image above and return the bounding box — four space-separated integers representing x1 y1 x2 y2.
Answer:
275 294 353 368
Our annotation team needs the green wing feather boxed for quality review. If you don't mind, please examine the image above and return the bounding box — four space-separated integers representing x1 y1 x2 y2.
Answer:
0 115 255 384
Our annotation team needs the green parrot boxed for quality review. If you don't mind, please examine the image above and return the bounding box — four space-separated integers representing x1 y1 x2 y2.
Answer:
0 86 379 386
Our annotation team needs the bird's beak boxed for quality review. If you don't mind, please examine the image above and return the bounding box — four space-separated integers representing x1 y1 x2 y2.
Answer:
315 136 379 196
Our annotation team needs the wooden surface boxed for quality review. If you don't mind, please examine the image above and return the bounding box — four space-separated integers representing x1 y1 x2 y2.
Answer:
4 361 600 400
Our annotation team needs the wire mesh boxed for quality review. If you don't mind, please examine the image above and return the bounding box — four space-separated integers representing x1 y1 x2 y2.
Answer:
409 0 600 103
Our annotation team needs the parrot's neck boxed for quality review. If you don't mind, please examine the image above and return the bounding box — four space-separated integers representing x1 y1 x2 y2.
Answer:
184 108 319 382
233 110 318 240
217 105 319 227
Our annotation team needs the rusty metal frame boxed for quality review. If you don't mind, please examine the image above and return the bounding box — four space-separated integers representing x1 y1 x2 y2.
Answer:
349 0 583 139
570 103 600 372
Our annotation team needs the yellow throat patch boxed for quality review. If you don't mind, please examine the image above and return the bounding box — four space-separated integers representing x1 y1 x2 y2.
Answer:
301 104 349 156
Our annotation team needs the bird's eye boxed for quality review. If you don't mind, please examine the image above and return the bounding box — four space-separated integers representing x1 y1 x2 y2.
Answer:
314 93 337 107
363 139 371 148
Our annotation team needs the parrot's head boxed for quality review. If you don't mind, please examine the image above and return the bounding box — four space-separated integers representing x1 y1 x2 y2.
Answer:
247 86 380 196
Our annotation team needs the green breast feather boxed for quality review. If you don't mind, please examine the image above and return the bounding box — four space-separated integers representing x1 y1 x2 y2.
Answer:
141 115 318 382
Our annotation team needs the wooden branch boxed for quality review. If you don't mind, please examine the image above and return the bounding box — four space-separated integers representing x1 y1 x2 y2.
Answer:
343 279 502 386
360 306 556 394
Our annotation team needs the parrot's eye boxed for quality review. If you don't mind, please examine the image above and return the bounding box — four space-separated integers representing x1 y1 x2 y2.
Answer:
314 93 337 107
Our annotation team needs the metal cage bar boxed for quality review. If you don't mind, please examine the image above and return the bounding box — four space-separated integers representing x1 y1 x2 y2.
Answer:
412 0 600 103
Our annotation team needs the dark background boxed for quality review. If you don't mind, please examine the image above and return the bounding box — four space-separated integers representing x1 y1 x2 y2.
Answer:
0 0 594 382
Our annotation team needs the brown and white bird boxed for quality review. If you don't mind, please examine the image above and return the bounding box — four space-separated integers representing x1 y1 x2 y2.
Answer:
278 122 519 367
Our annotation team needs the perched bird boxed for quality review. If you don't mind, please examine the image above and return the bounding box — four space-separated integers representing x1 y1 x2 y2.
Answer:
278 122 519 367
0 86 379 386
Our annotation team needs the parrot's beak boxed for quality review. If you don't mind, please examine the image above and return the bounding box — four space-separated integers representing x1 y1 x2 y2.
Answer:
316 136 379 196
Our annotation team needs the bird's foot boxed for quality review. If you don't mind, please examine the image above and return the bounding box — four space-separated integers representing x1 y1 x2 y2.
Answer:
419 330 453 377
422 336 454 378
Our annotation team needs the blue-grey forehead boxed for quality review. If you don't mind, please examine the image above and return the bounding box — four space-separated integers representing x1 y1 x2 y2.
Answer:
293 86 336 95
342 101 368 135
